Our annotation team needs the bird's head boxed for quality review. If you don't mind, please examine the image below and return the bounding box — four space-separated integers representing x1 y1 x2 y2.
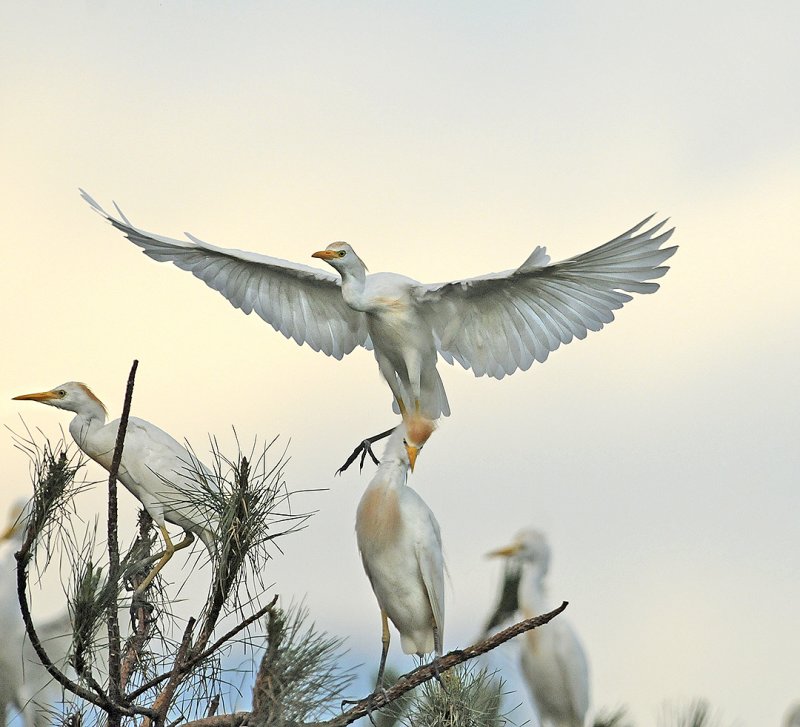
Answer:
487 528 551 573
311 242 367 274
402 413 436 472
13 381 107 416
0 497 30 544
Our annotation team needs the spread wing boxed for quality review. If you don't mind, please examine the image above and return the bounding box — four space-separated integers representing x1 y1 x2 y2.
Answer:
414 216 677 378
82 191 372 359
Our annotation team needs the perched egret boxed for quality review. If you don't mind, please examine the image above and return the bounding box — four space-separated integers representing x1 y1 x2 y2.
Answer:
487 529 589 727
0 499 72 727
82 192 677 420
13 382 218 594
355 419 443 688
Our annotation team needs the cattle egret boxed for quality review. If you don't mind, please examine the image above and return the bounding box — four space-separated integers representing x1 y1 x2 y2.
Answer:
1 499 72 727
487 529 589 727
355 419 443 689
13 382 218 594
82 192 677 420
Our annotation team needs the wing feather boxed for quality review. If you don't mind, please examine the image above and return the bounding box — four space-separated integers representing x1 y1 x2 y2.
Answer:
415 217 676 378
82 191 370 358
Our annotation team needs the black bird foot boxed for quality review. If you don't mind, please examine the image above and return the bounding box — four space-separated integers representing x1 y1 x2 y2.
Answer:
335 427 395 475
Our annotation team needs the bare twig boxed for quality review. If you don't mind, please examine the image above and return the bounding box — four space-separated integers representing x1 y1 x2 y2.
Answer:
107 359 139 726
179 601 569 727
144 618 197 727
128 595 278 701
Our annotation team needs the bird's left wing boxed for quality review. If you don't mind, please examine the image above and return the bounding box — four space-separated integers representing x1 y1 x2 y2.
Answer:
413 216 677 378
554 623 590 722
82 191 372 359
416 509 445 649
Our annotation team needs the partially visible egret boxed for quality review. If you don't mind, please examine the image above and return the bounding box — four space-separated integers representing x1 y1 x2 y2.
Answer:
13 382 218 594
487 529 589 727
0 499 72 727
83 192 677 421
785 702 800 727
355 419 443 688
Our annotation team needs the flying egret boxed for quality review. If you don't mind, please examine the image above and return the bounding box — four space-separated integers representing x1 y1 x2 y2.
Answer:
1 499 73 727
13 382 218 594
355 418 443 689
487 529 589 727
82 191 677 421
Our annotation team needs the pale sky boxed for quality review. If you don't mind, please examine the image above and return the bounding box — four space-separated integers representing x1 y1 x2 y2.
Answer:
2 2 799 725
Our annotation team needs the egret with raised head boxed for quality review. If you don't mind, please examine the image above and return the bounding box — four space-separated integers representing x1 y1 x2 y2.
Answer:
487 529 589 727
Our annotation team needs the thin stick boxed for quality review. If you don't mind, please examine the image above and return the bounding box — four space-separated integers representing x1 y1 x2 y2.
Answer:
107 359 139 726
127 595 278 701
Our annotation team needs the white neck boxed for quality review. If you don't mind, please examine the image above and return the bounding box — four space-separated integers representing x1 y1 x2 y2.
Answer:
68 403 107 451
339 265 369 310
518 563 548 617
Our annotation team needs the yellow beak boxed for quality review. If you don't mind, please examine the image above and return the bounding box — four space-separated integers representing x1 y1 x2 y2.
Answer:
486 543 521 558
0 524 16 542
311 250 338 260
405 444 419 473
12 390 59 403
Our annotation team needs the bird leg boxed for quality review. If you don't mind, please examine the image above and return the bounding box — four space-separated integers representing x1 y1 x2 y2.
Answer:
142 531 195 565
375 608 391 693
134 525 185 595
335 427 395 475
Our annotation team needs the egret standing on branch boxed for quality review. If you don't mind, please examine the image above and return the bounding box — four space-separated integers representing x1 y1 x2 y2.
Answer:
13 382 218 595
81 191 677 422
355 418 443 689
487 529 589 727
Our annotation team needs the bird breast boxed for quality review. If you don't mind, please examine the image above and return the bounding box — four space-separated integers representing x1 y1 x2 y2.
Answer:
356 485 403 554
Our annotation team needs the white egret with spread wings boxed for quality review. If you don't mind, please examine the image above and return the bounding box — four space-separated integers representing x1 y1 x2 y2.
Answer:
82 192 676 423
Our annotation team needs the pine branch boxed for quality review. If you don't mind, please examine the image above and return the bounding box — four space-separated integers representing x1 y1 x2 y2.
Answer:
127 596 278 701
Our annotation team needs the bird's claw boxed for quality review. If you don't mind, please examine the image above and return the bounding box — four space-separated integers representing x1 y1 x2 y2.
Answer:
335 441 378 475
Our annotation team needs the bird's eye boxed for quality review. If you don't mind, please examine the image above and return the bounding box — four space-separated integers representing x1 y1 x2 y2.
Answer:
337 250 346 257
402 438 408 446
58 390 67 397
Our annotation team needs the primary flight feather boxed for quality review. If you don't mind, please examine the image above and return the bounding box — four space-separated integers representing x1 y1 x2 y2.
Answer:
82 191 676 419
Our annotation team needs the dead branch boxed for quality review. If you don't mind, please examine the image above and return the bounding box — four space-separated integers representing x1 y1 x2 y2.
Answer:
107 359 139 726
179 601 569 727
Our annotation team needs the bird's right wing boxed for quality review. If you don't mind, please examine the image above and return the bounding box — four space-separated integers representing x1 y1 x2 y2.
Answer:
82 191 371 359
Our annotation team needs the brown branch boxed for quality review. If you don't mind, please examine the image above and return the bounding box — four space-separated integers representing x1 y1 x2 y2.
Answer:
107 359 139 726
120 511 156 692
178 601 569 727
144 618 196 727
127 595 278 701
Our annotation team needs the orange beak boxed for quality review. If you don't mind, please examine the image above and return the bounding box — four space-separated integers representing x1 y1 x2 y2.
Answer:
405 444 419 473
13 390 60 403
311 250 338 260
486 543 521 558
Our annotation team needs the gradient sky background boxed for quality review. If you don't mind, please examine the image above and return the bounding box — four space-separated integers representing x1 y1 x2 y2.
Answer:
2 2 799 725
